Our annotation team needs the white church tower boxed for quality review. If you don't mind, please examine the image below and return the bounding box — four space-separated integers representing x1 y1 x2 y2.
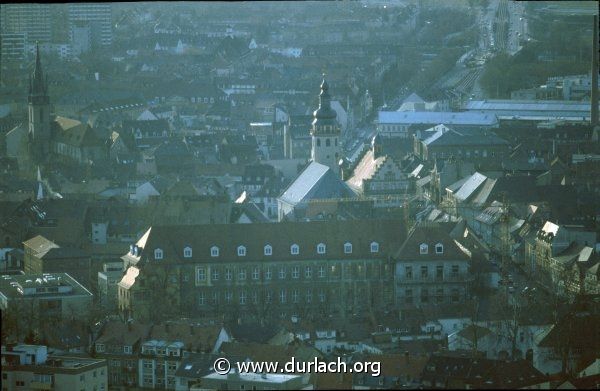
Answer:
310 76 341 175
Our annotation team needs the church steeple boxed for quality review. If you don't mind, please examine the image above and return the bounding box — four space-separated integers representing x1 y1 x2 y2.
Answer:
310 75 341 174
312 76 337 131
28 43 49 105
27 42 51 163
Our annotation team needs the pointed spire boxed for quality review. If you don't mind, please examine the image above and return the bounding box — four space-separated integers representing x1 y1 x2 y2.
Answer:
36 166 44 200
31 41 45 95
37 182 44 201
28 42 49 105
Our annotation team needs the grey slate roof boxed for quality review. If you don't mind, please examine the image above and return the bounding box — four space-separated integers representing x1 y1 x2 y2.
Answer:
378 111 498 126
465 99 599 120
394 222 471 261
420 125 508 147
124 219 404 265
454 172 488 202
278 162 356 206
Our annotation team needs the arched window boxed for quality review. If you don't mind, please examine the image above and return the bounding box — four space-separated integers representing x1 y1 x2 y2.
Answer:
290 244 299 255
435 243 444 254
370 242 379 253
183 246 192 258
264 244 272 256
420 243 428 254
344 242 352 254
326 138 331 147
317 243 326 254
237 245 246 257
210 246 219 257
154 248 163 260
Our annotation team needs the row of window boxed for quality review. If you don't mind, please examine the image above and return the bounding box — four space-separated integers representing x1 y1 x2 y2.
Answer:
154 242 380 260
404 288 461 303
429 149 497 159
196 264 360 282
403 265 460 279
315 137 338 147
419 243 444 255
197 289 328 305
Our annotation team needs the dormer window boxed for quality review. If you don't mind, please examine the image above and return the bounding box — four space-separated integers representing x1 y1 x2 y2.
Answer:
183 246 192 258
370 242 379 253
237 246 246 257
420 243 428 254
291 244 299 255
210 246 219 257
344 242 352 254
317 243 326 254
435 243 444 254
264 244 272 256
154 248 163 260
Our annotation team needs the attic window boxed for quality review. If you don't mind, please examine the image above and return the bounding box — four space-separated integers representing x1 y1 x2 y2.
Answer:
291 244 299 255
183 246 192 258
435 243 444 254
264 244 272 256
344 242 353 254
317 243 326 255
210 246 219 257
370 242 379 253
154 248 163 260
237 246 246 257
420 243 428 255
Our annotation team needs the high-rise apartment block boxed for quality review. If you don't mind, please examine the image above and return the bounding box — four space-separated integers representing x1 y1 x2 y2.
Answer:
68 3 112 47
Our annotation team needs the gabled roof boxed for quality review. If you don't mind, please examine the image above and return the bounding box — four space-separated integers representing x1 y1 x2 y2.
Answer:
95 320 152 347
454 172 488 202
456 324 492 342
402 92 425 104
378 111 498 126
278 162 356 206
148 322 224 353
23 235 59 257
421 125 509 147
54 116 100 148
124 219 404 265
395 222 471 261
422 355 548 389
174 353 225 379
346 149 388 191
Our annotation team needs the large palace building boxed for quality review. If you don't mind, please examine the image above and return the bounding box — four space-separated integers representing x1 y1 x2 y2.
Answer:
118 219 405 322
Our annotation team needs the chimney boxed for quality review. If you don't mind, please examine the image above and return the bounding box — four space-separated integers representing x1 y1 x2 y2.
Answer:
127 319 132 331
591 14 599 127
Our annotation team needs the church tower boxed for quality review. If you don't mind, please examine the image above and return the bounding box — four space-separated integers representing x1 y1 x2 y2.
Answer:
28 43 51 162
311 76 341 174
